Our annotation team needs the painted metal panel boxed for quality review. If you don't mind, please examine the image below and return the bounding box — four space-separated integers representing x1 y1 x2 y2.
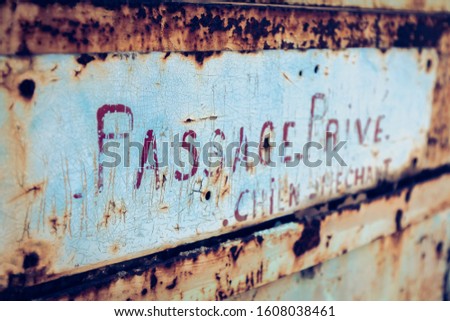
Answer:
2 0 450 301
0 48 438 284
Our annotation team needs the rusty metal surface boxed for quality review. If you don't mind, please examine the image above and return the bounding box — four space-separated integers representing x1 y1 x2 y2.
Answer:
230 210 450 300
1 170 449 300
1 1 450 55
1 1 450 301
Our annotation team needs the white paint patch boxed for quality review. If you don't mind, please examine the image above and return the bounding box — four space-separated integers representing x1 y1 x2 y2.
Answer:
0 48 437 274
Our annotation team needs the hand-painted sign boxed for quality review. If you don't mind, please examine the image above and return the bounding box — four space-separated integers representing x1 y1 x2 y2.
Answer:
0 48 437 278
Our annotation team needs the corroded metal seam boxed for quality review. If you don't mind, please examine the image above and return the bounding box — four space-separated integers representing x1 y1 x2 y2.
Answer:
1 1 450 55
1 165 450 300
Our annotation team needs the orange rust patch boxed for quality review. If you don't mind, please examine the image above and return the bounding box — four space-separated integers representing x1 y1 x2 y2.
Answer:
99 200 127 228
0 2 449 57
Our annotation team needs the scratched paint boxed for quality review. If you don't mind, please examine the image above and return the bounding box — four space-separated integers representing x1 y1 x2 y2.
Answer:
0 48 438 282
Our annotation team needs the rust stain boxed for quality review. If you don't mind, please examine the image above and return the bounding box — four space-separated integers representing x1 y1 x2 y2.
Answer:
17 79 35 100
425 31 450 168
9 182 44 202
435 241 444 258
229 245 243 262
76 54 95 66
0 239 58 290
183 115 218 124
181 51 223 67
48 215 59 234
282 72 294 84
159 204 169 212
395 209 403 232
293 218 321 257
98 200 127 228
165 277 178 290
110 243 120 255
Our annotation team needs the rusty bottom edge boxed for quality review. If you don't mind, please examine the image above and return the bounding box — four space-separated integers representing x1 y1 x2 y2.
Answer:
1 164 450 300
